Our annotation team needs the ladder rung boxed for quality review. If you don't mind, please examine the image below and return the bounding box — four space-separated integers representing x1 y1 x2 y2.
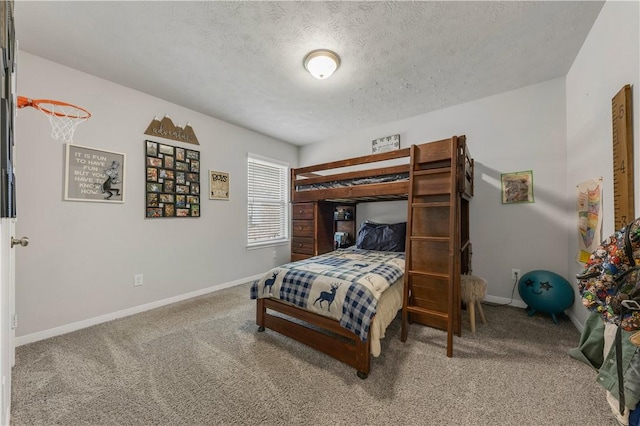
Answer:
408 270 450 279
409 236 450 242
411 202 450 208
413 167 451 176
414 190 458 198
406 305 449 319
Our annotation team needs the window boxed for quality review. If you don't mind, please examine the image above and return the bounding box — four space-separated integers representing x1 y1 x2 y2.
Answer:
247 153 289 247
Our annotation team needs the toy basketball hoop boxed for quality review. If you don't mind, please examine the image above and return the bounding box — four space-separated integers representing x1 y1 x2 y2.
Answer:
17 96 91 143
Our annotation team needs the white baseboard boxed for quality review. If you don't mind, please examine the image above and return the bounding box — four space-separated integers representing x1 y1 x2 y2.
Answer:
482 294 528 309
15 273 263 347
565 310 584 333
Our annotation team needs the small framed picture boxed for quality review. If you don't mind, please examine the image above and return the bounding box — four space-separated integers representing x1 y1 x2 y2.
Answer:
64 144 126 203
501 170 534 204
146 141 158 156
372 134 400 154
209 171 229 200
147 208 162 217
147 157 161 167
147 193 158 207
164 156 174 169
159 144 174 155
147 167 158 181
147 183 161 193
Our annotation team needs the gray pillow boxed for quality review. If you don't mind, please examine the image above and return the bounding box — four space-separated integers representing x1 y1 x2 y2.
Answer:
355 221 406 252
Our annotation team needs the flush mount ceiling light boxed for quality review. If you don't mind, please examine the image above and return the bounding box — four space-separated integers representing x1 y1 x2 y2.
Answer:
303 49 341 80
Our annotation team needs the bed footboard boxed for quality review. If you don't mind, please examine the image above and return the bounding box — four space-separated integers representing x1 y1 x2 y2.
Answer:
256 298 371 379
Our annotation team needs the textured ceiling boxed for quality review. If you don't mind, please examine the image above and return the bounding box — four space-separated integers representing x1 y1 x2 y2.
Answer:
13 1 604 146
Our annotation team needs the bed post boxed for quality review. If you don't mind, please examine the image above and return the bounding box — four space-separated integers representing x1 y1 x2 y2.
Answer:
355 337 371 379
256 298 266 332
401 144 418 342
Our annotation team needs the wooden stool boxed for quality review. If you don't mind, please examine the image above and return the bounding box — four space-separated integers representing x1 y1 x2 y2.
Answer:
460 275 488 333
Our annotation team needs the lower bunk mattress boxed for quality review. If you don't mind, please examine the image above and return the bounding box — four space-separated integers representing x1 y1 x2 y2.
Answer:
250 247 405 357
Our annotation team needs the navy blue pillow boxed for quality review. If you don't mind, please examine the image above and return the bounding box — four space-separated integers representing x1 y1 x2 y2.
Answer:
355 221 406 252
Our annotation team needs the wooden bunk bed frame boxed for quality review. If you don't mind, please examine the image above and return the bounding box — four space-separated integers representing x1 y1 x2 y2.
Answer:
256 135 474 378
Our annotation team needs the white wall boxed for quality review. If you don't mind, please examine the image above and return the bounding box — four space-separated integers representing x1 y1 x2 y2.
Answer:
301 77 569 309
565 0 640 325
14 1 639 339
14 53 297 339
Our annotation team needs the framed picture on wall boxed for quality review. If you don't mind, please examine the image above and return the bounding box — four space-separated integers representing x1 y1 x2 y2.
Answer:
145 140 200 218
64 144 126 203
501 170 534 204
209 171 229 200
372 134 400 154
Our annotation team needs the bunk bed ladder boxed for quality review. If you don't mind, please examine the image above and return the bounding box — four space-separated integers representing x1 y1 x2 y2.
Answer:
401 137 462 357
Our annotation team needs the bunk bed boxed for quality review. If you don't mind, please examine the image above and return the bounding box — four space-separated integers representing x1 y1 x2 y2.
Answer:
252 135 474 378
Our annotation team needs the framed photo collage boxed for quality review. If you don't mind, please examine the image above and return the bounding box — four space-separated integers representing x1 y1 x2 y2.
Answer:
145 140 200 218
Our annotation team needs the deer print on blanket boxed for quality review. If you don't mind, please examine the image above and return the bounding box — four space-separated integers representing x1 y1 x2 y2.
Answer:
262 271 279 295
313 283 341 312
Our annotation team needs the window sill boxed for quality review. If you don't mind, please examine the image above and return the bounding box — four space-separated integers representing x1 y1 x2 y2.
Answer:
246 240 289 250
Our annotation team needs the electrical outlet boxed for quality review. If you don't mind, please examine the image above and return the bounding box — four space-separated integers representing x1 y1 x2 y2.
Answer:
272 250 277 259
134 274 144 287
511 269 521 280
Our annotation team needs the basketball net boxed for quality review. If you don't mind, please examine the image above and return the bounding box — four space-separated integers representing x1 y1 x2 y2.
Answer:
17 96 91 143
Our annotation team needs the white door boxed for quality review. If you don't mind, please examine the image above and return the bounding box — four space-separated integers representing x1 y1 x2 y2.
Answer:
0 105 22 426
0 129 23 426
0 218 17 425
1 2 20 422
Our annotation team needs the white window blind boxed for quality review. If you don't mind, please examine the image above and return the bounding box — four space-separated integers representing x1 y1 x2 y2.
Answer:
247 154 289 246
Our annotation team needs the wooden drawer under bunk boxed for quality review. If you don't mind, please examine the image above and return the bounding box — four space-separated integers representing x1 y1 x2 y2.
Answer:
292 203 314 220
292 220 314 238
291 237 314 255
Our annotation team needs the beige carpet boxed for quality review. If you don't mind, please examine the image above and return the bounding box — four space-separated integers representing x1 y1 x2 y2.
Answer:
11 282 617 425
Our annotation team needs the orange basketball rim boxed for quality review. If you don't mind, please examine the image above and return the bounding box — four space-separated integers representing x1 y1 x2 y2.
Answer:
16 96 91 143
17 96 91 119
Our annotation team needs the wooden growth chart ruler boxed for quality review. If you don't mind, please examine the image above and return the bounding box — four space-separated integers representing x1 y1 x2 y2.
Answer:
612 85 634 230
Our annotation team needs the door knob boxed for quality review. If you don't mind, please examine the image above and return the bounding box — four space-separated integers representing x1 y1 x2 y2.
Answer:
11 237 29 248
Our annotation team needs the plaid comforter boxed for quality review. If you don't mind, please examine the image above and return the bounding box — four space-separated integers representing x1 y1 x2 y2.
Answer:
250 247 405 342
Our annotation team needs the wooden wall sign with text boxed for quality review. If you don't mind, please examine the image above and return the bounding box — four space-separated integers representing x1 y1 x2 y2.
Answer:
612 84 634 229
144 115 200 145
